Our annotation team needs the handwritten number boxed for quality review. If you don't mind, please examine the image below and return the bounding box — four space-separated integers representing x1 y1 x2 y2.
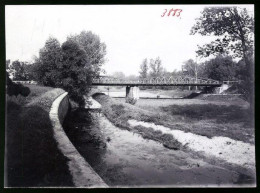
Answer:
161 8 182 17
161 9 167 17
175 9 182 17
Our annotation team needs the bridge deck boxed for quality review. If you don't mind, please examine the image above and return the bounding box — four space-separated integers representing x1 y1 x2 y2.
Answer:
92 76 222 87
92 83 222 86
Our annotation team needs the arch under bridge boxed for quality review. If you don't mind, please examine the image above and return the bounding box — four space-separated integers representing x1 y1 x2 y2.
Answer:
92 76 224 100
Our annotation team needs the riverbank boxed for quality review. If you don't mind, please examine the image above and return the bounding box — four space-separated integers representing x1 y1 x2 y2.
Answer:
93 94 254 144
93 93 183 150
63 96 255 186
6 85 73 187
93 93 255 182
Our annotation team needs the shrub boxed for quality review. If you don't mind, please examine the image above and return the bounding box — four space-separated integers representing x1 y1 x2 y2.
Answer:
125 97 137 105
7 72 31 97
111 104 126 117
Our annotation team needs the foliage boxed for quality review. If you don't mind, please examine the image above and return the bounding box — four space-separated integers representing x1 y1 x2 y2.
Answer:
33 37 62 87
67 31 107 77
93 94 182 150
181 59 205 79
149 57 164 78
191 7 254 106
7 60 34 81
200 55 239 81
33 32 106 107
125 96 137 105
139 58 149 79
58 39 93 106
191 7 254 59
26 88 65 111
6 72 31 97
6 84 54 106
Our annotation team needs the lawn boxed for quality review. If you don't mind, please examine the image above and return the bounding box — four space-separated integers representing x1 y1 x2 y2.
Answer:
6 84 73 187
141 89 193 98
6 84 54 106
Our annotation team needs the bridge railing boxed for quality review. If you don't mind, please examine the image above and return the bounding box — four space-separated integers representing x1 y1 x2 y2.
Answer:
92 76 220 85
223 80 242 85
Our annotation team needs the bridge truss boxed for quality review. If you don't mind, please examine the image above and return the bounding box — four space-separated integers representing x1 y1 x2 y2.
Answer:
92 76 221 86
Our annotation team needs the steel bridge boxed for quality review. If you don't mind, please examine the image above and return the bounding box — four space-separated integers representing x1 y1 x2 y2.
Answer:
92 76 222 86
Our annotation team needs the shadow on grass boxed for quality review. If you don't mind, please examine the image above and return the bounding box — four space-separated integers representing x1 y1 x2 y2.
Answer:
6 101 73 187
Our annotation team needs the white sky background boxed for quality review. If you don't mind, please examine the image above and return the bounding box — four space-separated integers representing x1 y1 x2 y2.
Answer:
6 5 254 76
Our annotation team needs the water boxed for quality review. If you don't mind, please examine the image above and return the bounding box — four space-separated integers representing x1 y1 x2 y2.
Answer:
102 91 173 98
63 109 254 187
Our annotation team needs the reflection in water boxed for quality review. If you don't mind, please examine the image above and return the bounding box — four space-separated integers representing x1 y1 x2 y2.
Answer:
63 109 254 187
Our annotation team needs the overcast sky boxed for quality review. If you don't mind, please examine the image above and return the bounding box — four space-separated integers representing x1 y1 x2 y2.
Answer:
6 5 254 76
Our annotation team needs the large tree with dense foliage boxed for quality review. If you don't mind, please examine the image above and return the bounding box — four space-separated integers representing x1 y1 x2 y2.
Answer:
58 39 93 106
33 32 106 107
67 31 106 77
200 55 239 81
34 37 62 87
191 7 254 107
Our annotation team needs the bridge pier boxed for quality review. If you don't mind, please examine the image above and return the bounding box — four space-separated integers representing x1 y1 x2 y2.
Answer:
217 83 230 94
126 86 139 100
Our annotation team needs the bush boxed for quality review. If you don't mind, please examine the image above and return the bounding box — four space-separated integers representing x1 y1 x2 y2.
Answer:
7 72 31 97
125 97 137 105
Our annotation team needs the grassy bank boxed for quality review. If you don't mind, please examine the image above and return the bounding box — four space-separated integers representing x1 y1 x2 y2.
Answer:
93 94 254 145
93 93 182 149
6 85 73 187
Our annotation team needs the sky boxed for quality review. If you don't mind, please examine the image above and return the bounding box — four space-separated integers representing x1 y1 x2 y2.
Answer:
5 5 254 76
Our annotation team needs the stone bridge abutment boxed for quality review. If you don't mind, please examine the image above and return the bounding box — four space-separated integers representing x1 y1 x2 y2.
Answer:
126 86 140 100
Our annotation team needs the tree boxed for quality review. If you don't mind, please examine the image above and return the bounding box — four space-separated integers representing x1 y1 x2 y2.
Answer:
191 7 254 107
58 39 93 106
6 72 30 97
139 58 149 79
182 59 200 78
67 31 107 77
34 37 62 87
33 33 106 107
201 55 239 81
149 57 163 78
8 60 33 81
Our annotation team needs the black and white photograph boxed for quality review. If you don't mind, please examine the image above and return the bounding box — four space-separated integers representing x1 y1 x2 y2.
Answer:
4 4 255 188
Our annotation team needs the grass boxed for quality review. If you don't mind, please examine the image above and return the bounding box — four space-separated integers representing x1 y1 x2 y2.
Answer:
93 93 183 150
142 89 193 98
93 93 254 144
161 104 251 123
6 84 54 106
6 85 73 187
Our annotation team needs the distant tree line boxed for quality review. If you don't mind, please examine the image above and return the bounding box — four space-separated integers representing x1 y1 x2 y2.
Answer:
6 7 253 109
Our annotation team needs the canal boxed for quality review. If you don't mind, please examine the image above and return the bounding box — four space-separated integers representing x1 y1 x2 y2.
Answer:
63 108 253 187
